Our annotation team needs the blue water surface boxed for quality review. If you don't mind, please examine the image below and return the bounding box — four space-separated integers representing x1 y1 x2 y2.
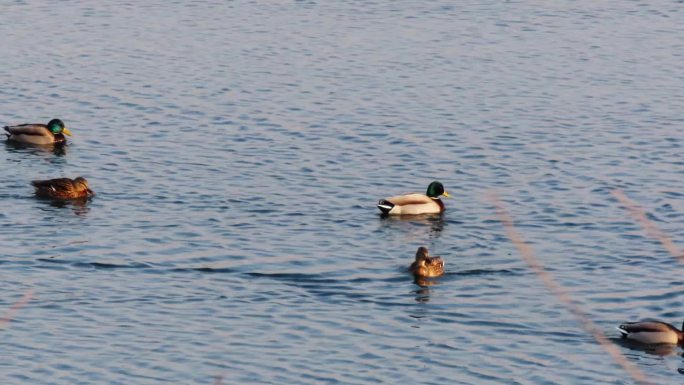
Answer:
1 1 683 384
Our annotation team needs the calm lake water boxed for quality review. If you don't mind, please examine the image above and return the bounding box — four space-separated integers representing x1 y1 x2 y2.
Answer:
1 1 683 384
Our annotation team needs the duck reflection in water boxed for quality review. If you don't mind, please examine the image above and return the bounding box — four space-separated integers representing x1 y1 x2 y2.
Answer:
41 196 93 217
379 213 445 241
612 336 679 357
51 198 91 216
5 140 67 157
413 285 432 303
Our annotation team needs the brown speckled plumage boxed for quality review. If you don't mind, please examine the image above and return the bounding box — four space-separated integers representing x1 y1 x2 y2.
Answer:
409 247 445 278
31 177 94 200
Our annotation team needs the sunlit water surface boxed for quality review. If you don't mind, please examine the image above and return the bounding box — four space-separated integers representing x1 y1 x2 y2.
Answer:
1 1 683 384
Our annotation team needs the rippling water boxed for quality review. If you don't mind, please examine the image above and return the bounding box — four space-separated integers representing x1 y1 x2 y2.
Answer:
1 1 683 384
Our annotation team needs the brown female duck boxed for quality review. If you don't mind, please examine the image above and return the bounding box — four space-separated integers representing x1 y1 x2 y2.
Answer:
31 177 94 200
409 247 445 278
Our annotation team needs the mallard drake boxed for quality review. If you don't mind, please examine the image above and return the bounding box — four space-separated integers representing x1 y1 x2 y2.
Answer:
4 119 72 144
409 247 445 278
378 181 450 215
31 177 94 200
617 320 684 344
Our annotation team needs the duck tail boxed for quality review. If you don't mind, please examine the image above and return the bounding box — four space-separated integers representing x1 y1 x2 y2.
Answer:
377 199 394 214
616 325 629 336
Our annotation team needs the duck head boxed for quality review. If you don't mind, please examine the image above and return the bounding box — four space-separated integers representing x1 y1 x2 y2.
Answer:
426 181 450 199
74 177 94 196
47 119 72 136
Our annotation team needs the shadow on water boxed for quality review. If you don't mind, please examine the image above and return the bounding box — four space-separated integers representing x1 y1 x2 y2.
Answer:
38 258 154 270
411 267 518 303
4 140 67 158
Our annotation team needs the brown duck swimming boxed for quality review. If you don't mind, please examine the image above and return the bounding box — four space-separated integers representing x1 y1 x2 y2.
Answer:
4 119 72 145
409 247 445 278
378 181 450 215
617 320 684 345
32 177 94 200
